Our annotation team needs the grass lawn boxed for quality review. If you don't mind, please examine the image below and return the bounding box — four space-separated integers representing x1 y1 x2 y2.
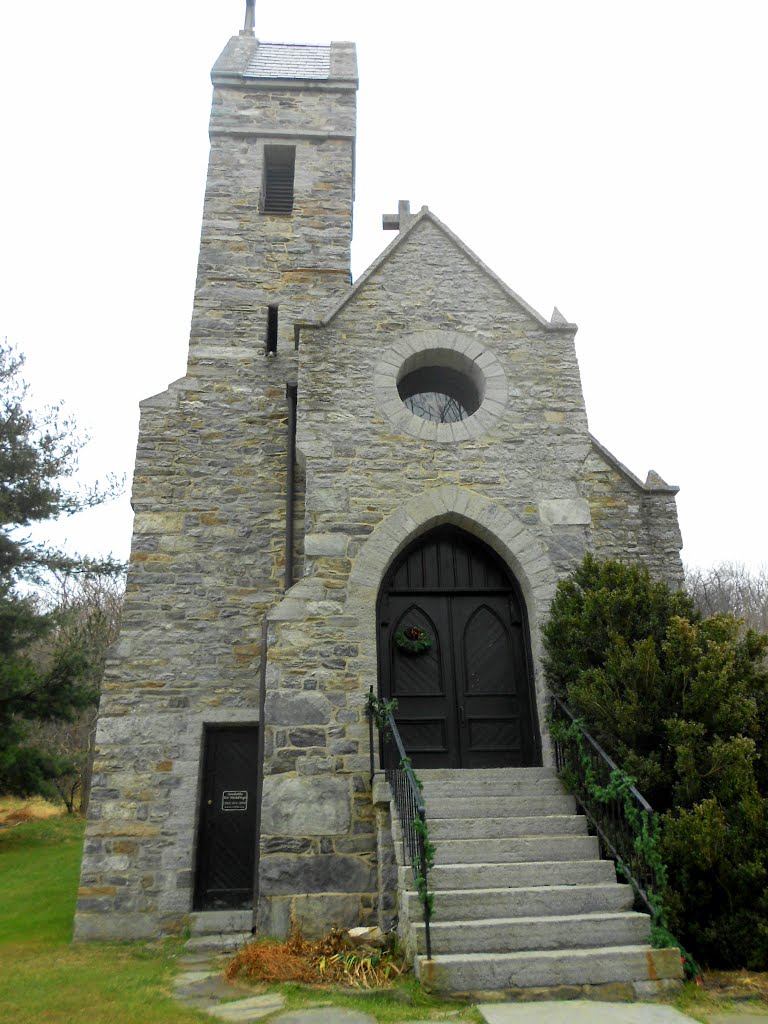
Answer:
0 810 207 1024
3 800 768 1024
0 805 479 1024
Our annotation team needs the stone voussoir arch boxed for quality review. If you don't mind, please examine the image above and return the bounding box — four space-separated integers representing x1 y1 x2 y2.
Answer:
349 484 556 608
348 485 558 762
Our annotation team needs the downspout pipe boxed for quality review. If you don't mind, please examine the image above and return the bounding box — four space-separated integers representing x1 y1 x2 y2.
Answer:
285 383 297 591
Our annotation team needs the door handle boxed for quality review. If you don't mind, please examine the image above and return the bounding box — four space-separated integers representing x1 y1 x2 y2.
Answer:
459 705 466 724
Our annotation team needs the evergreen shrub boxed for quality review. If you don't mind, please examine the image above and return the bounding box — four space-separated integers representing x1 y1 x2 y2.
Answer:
543 554 768 969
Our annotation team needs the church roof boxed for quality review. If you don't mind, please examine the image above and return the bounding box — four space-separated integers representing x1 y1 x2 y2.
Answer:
244 43 332 80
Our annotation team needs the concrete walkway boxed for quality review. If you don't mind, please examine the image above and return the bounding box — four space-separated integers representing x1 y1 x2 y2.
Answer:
477 1003 696 1023
476 1005 768 1024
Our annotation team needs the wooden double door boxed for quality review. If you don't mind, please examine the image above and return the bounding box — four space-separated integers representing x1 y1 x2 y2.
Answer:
379 527 539 769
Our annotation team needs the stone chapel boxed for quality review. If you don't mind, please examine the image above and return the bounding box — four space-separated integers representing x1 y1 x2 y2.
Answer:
74 17 683 949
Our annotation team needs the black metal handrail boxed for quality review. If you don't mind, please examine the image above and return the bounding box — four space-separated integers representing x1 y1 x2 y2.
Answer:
550 694 660 916
367 690 432 959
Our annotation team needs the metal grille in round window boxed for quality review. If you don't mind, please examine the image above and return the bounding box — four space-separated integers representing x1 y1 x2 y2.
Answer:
397 365 481 424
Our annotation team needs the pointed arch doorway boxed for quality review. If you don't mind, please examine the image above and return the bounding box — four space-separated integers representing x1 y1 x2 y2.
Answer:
378 526 540 769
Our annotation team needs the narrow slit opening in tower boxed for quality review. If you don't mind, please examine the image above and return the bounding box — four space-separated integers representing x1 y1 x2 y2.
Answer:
262 145 295 214
267 306 279 353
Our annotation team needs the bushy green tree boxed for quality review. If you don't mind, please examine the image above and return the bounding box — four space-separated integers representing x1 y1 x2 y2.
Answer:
543 555 768 968
0 341 121 799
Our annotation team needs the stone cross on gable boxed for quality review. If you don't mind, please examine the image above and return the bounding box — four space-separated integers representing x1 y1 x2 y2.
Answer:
382 200 414 233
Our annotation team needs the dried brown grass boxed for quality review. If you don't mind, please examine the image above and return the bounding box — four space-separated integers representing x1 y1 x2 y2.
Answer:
226 927 406 989
0 796 64 825
702 969 768 1001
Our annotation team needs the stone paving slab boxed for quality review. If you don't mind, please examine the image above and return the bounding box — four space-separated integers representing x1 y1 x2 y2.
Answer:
270 1010 377 1023
477 1002 698 1024
177 970 218 984
205 993 287 1021
174 965 259 1003
176 975 255 1003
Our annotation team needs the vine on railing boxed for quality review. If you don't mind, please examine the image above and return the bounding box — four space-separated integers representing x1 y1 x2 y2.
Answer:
412 813 436 918
550 695 701 980
366 689 434 959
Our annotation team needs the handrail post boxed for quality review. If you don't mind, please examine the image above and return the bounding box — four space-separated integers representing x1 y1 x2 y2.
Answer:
367 685 375 788
417 807 432 960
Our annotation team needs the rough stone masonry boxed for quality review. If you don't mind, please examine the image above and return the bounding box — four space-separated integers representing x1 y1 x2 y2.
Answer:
75 26 682 942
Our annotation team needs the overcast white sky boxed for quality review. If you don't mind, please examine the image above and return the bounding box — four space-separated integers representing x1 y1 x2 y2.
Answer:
1 1 766 572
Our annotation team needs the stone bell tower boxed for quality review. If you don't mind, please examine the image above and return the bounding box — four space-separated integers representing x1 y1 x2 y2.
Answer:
75 21 358 940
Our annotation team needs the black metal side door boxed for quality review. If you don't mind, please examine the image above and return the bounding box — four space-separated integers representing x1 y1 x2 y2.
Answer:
194 726 259 910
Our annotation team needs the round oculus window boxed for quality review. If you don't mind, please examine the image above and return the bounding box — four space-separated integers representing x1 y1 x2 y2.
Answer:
398 365 481 423
396 350 485 425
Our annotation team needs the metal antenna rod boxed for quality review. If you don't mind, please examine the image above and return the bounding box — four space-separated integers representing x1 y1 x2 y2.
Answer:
244 0 256 34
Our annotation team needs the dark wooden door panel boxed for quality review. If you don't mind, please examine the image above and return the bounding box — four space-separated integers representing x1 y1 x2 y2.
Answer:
194 726 259 910
451 595 536 767
379 526 539 769
384 595 459 768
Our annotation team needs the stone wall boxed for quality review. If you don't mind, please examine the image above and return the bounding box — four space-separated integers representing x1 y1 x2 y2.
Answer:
582 438 684 587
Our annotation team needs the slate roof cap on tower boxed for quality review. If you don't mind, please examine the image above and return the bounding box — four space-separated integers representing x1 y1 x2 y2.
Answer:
212 37 357 86
245 43 332 80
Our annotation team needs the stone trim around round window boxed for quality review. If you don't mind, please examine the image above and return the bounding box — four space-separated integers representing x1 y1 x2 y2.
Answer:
374 330 508 442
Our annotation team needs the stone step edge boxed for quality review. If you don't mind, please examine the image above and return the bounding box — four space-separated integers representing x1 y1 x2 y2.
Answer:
401 883 630 898
434 834 593 841
420 784 565 794
416 767 557 775
189 910 252 936
413 945 684 993
415 943 682 966
424 800 576 812
184 933 253 953
411 910 648 930
403 861 616 889
427 859 612 871
428 814 584 825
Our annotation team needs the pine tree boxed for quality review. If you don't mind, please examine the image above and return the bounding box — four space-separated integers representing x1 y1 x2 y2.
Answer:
0 341 121 796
